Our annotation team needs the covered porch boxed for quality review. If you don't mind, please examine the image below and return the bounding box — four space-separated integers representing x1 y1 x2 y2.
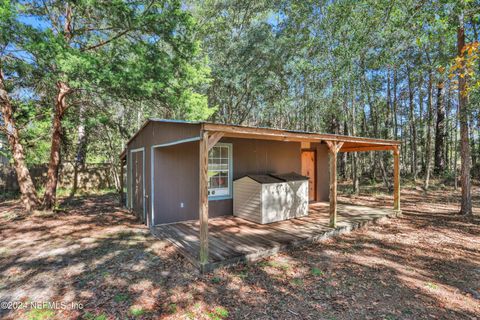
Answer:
147 122 401 272
152 202 397 272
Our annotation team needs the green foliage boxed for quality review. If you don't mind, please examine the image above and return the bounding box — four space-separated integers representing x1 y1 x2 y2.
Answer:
113 292 130 303
0 0 213 166
211 276 222 283
311 267 324 277
83 312 107 320
168 303 178 314
25 307 55 320
207 306 229 320
0 0 478 190
130 307 146 317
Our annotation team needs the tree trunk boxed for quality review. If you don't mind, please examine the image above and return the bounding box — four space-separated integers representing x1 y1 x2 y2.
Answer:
424 70 434 190
340 119 348 179
470 115 477 172
477 113 480 176
454 99 459 190
445 86 452 171
70 104 88 198
457 13 472 216
434 78 446 174
418 74 425 173
0 68 39 211
351 85 359 194
43 81 72 209
407 67 418 180
393 68 398 140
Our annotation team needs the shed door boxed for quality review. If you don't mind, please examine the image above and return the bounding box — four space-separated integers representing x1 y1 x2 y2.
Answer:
131 150 144 222
301 150 316 201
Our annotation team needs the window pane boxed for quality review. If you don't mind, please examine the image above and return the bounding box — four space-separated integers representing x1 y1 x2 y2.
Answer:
221 147 228 158
211 147 220 158
211 177 219 187
208 144 231 197
218 176 227 188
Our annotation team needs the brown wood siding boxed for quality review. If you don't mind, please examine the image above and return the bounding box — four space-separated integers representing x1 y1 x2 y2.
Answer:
209 138 303 218
126 121 201 226
153 141 200 224
151 137 304 224
314 143 329 201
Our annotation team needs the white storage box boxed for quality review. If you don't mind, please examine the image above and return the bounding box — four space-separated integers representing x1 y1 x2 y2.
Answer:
233 172 309 224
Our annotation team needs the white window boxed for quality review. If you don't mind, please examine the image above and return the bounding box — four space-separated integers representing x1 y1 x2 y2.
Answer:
208 143 232 199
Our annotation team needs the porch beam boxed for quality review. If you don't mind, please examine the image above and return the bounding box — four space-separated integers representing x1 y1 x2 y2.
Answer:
220 131 321 143
326 141 344 228
199 130 209 267
207 132 224 151
340 145 396 153
301 141 311 149
204 123 401 145
393 146 401 212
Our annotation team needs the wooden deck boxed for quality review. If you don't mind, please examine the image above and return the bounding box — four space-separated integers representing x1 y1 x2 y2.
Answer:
152 202 397 272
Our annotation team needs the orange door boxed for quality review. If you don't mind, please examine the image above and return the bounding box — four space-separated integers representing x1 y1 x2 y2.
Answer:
301 150 316 201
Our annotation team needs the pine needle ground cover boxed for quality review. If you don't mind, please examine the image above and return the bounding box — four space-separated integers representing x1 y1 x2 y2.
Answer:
0 185 479 319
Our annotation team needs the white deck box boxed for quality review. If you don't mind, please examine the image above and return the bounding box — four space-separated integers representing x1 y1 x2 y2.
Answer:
233 172 309 224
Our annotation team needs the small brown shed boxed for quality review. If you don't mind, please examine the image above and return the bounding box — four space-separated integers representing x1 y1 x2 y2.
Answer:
120 119 401 268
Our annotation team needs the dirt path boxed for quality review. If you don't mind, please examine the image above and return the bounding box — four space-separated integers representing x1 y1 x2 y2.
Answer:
0 186 479 319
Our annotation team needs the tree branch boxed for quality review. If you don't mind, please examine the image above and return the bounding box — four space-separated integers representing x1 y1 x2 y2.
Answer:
81 29 130 51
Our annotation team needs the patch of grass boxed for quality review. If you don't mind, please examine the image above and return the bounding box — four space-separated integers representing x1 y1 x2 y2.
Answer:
236 270 249 279
2 211 19 221
83 312 108 320
290 278 304 286
117 231 135 239
168 303 178 314
207 306 229 320
130 307 146 317
260 260 290 270
402 308 413 315
211 276 222 284
0 190 19 202
113 293 130 303
25 307 55 320
57 187 117 198
186 311 196 319
311 267 324 277
425 282 438 290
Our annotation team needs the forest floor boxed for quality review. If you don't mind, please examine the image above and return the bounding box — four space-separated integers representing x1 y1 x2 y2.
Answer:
0 183 479 320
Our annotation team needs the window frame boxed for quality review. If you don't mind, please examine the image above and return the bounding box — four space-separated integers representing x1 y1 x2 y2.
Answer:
207 142 233 201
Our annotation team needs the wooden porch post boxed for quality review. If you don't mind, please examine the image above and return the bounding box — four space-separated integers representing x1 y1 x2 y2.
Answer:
326 141 344 228
393 146 401 212
199 130 209 267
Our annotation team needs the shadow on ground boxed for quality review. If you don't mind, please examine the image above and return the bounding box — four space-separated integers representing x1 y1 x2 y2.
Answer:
0 188 479 319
